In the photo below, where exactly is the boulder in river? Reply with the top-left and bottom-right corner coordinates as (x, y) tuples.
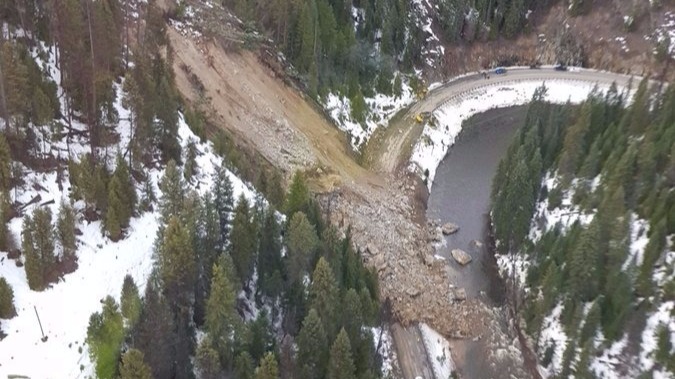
(451, 249), (472, 265)
(442, 222), (459, 235)
(453, 288), (467, 301)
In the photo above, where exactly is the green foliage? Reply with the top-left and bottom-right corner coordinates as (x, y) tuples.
(287, 212), (319, 283)
(134, 282), (177, 379)
(230, 195), (256, 283)
(254, 352), (279, 379)
(285, 171), (310, 217)
(87, 296), (125, 379)
(310, 258), (340, 341)
(22, 208), (55, 291)
(234, 351), (255, 379)
(298, 308), (328, 379)
(196, 336), (223, 379)
(0, 134), (11, 190)
(184, 139), (198, 181)
(119, 349), (153, 379)
(56, 200), (77, 257)
(206, 256), (238, 367)
(0, 277), (16, 319)
(120, 275), (142, 328)
(158, 160), (184, 223)
(328, 328), (356, 379)
(213, 161), (234, 248)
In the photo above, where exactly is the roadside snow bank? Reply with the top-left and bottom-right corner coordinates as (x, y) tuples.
(420, 323), (455, 379)
(411, 80), (616, 187)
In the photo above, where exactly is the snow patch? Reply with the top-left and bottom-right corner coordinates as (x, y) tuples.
(420, 323), (455, 379)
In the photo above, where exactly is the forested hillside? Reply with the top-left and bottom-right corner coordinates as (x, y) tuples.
(491, 82), (675, 377)
(0, 1), (391, 378)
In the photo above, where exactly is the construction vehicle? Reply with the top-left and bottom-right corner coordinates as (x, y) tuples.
(415, 111), (432, 123)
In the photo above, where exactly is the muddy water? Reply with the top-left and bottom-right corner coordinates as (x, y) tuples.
(426, 106), (528, 378)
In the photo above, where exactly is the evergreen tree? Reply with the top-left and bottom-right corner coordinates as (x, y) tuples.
(0, 133), (11, 190)
(157, 216), (196, 310)
(254, 352), (279, 379)
(230, 195), (256, 284)
(0, 277), (16, 319)
(195, 192), (221, 326)
(119, 349), (153, 379)
(56, 199), (77, 258)
(22, 214), (42, 290)
(655, 324), (673, 368)
(297, 308), (328, 379)
(23, 208), (55, 290)
(213, 161), (234, 248)
(285, 171), (309, 217)
(258, 208), (283, 299)
(105, 173), (126, 240)
(206, 257), (238, 367)
(327, 328), (356, 379)
(120, 274), (142, 328)
(235, 351), (256, 379)
(139, 175), (156, 212)
(568, 221), (601, 301)
(287, 212), (319, 283)
(135, 281), (177, 379)
(341, 288), (363, 344)
(309, 257), (339, 339)
(183, 138), (198, 181)
(248, 309), (275, 363)
(196, 336), (223, 379)
(87, 296), (125, 379)
(158, 160), (184, 222)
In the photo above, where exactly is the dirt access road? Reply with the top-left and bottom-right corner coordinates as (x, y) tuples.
(364, 66), (639, 175)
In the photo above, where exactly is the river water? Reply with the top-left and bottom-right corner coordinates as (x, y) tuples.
(426, 105), (529, 378)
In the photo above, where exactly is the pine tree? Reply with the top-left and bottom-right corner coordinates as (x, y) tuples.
(158, 160), (184, 222)
(87, 296), (125, 379)
(56, 199), (77, 258)
(139, 175), (156, 212)
(120, 274), (142, 328)
(309, 257), (339, 339)
(183, 138), (198, 181)
(0, 277), (16, 319)
(0, 133), (11, 190)
(0, 191), (10, 251)
(254, 352), (279, 379)
(105, 174), (125, 240)
(341, 288), (363, 344)
(235, 351), (255, 379)
(196, 336), (223, 379)
(655, 324), (673, 367)
(297, 308), (328, 379)
(568, 221), (601, 301)
(327, 328), (356, 379)
(230, 195), (256, 284)
(119, 349), (153, 379)
(285, 171), (309, 217)
(22, 214), (42, 290)
(135, 281), (177, 379)
(258, 208), (283, 299)
(206, 256), (238, 367)
(213, 161), (234, 248)
(248, 309), (275, 363)
(195, 192), (220, 326)
(287, 212), (319, 283)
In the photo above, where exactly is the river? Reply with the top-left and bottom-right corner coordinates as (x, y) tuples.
(426, 105), (529, 378)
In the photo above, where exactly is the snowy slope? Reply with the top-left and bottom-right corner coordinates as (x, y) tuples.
(0, 42), (257, 378)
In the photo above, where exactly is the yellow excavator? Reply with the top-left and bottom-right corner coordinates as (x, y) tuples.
(415, 111), (431, 123)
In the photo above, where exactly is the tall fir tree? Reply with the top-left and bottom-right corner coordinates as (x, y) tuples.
(196, 336), (223, 379)
(297, 308), (328, 379)
(120, 274), (142, 328)
(229, 195), (256, 284)
(158, 159), (184, 222)
(327, 328), (356, 379)
(0, 133), (11, 190)
(213, 161), (234, 249)
(309, 257), (339, 339)
(206, 256), (238, 367)
(287, 212), (318, 284)
(119, 349), (153, 379)
(0, 277), (16, 319)
(285, 171), (309, 217)
(254, 352), (279, 379)
(87, 296), (125, 379)
(56, 199), (77, 258)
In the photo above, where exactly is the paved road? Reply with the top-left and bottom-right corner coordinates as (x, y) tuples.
(391, 323), (435, 379)
(366, 66), (644, 174)
(383, 66), (645, 379)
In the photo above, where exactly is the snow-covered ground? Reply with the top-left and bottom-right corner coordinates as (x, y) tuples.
(324, 79), (415, 150)
(420, 323), (455, 379)
(411, 80), (618, 187)
(0, 42), (257, 378)
(371, 326), (399, 377)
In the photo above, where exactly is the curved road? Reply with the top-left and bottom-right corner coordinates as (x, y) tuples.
(375, 67), (644, 379)
(365, 66), (643, 175)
